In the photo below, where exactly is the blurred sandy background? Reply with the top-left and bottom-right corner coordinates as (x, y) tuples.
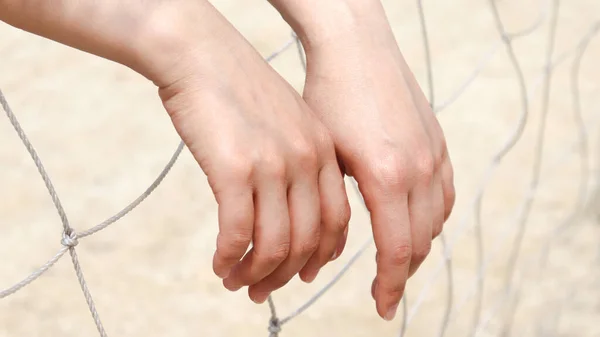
(1, 1), (599, 336)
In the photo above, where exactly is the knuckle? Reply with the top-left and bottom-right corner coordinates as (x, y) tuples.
(297, 237), (320, 257)
(292, 139), (319, 171)
(257, 153), (286, 180)
(366, 152), (408, 191)
(229, 160), (253, 180)
(217, 231), (252, 259)
(412, 241), (432, 263)
(366, 145), (436, 190)
(250, 140), (287, 179)
(256, 242), (290, 266)
(385, 243), (413, 267)
(413, 151), (435, 184)
(214, 152), (253, 182)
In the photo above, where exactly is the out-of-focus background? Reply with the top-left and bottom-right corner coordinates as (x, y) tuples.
(1, 1), (599, 336)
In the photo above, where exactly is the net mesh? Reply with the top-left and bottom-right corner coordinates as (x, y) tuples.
(1, 0), (599, 336)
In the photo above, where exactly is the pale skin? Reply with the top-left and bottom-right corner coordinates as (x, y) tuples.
(0, 0), (455, 321)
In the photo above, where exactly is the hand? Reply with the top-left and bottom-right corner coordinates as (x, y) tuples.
(0, 0), (351, 306)
(152, 3), (351, 304)
(292, 2), (456, 321)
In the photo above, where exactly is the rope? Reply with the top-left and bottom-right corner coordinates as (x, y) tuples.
(1, 0), (598, 335)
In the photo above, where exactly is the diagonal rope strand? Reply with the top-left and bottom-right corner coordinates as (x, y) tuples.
(77, 141), (184, 239)
(0, 90), (71, 233)
(0, 246), (68, 299)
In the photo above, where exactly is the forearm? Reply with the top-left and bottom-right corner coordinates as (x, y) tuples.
(268, 0), (393, 51)
(0, 0), (238, 86)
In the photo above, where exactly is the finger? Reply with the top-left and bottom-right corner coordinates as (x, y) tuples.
(431, 171), (446, 239)
(441, 153), (456, 221)
(407, 178), (434, 278)
(223, 173), (290, 291)
(365, 185), (411, 321)
(248, 178), (321, 303)
(300, 163), (351, 282)
(331, 224), (349, 261)
(212, 188), (254, 279)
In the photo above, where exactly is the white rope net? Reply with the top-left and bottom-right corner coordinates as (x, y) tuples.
(1, 0), (599, 336)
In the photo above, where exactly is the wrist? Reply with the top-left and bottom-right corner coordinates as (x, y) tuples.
(127, 1), (246, 88)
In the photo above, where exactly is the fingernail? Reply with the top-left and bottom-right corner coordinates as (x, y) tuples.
(385, 303), (399, 321)
(251, 292), (270, 304)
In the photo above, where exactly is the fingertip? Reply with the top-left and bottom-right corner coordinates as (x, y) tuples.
(222, 277), (242, 292)
(222, 263), (245, 291)
(330, 250), (339, 261)
(215, 268), (231, 280)
(299, 266), (319, 283)
(376, 300), (388, 321)
(384, 302), (399, 321)
(375, 290), (402, 322)
(248, 286), (270, 304)
(374, 275), (406, 322)
(213, 254), (232, 279)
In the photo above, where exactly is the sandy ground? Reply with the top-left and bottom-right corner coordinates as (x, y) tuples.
(1, 1), (599, 336)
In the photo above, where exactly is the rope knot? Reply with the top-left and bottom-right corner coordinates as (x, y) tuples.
(61, 230), (79, 248)
(268, 318), (281, 336)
